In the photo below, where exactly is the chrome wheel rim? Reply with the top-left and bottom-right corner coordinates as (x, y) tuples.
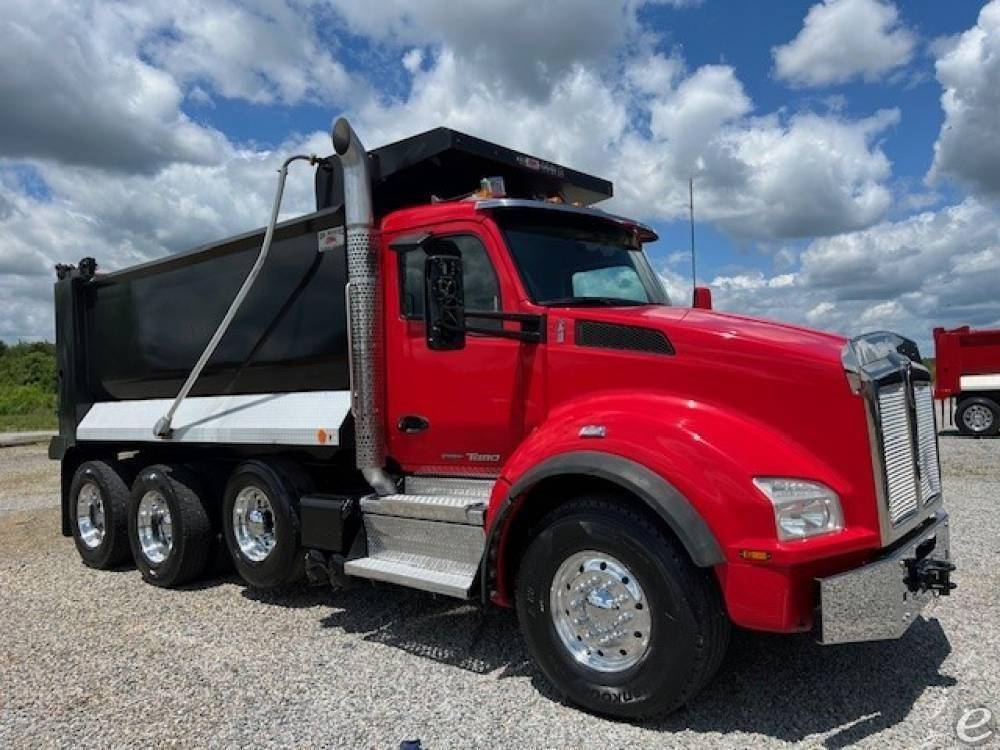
(137, 490), (173, 564)
(232, 486), (276, 562)
(76, 481), (105, 549)
(550, 550), (653, 673)
(963, 404), (994, 432)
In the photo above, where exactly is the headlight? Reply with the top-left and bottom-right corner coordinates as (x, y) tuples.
(752, 478), (844, 541)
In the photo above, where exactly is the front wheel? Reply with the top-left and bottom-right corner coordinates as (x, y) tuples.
(515, 497), (729, 720)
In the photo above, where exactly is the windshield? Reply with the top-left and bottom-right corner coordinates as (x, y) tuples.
(496, 210), (669, 306)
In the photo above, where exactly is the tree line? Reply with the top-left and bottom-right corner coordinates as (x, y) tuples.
(0, 341), (57, 430)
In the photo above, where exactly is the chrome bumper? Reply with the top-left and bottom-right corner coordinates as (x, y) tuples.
(818, 512), (953, 645)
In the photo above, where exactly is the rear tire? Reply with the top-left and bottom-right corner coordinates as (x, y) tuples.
(69, 460), (133, 569)
(515, 496), (729, 720)
(957, 397), (999, 436)
(128, 464), (213, 588)
(222, 460), (308, 589)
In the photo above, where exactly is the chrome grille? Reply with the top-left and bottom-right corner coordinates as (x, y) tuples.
(877, 383), (920, 524)
(914, 384), (941, 502)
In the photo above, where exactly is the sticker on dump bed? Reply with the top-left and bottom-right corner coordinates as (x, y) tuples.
(318, 227), (344, 253)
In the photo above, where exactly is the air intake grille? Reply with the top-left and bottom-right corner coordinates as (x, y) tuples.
(914, 384), (941, 502)
(877, 383), (920, 525)
(575, 321), (674, 355)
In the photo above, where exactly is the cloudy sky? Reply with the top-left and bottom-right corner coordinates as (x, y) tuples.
(1, 0), (998, 352)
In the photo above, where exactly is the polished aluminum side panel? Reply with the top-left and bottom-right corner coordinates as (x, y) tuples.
(77, 391), (351, 446)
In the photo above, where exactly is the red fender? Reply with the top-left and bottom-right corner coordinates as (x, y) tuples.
(484, 391), (881, 621)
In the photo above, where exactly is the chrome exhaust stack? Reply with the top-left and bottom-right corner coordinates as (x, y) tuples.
(333, 118), (396, 496)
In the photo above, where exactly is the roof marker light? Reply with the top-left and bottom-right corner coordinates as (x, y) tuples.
(478, 176), (506, 198)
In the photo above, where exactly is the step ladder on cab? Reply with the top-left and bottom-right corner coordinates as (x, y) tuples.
(336, 477), (493, 598)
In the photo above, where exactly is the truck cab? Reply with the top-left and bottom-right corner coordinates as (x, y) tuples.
(51, 119), (956, 720)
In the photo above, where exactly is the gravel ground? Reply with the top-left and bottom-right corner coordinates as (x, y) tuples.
(1, 438), (997, 749)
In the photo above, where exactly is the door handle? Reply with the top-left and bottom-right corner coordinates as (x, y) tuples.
(397, 415), (429, 434)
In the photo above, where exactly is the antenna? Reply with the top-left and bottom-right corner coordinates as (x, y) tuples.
(689, 176), (696, 295)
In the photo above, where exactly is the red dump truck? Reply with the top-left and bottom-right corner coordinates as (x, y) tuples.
(50, 119), (955, 719)
(934, 326), (1000, 436)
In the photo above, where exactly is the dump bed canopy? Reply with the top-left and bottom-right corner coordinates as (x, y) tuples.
(315, 127), (612, 216)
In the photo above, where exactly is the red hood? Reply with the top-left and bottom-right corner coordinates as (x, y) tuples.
(563, 305), (847, 367)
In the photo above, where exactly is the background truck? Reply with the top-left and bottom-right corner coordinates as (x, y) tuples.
(50, 118), (955, 720)
(934, 326), (1000, 436)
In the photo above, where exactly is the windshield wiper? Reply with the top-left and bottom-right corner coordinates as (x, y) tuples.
(541, 296), (651, 307)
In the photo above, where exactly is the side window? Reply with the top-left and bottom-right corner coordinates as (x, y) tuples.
(400, 235), (501, 330)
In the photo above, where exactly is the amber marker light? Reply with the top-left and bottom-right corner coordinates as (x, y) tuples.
(739, 549), (772, 562)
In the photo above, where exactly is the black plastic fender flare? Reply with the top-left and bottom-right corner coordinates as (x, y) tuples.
(483, 450), (725, 602)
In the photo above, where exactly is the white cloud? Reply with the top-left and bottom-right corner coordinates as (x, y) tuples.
(647, 65), (752, 171)
(928, 0), (1000, 197)
(401, 48), (424, 74)
(708, 198), (1000, 352)
(143, 1), (352, 106)
(707, 108), (899, 238)
(0, 0), (358, 174)
(325, 0), (643, 98)
(0, 0), (227, 172)
(608, 83), (899, 239)
(353, 50), (633, 193)
(773, 0), (916, 87)
(349, 48), (899, 241)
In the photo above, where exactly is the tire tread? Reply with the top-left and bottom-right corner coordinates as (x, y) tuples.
(519, 495), (730, 719)
(70, 460), (133, 569)
(130, 464), (213, 587)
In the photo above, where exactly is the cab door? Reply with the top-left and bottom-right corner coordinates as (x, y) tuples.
(384, 221), (529, 475)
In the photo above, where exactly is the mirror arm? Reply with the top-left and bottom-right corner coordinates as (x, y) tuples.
(462, 326), (543, 343)
(457, 311), (546, 343)
(465, 311), (542, 324)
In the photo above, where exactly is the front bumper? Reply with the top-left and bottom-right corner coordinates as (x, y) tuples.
(818, 511), (953, 644)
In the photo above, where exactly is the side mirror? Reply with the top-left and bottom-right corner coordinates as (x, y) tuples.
(693, 285), (713, 310)
(424, 254), (466, 350)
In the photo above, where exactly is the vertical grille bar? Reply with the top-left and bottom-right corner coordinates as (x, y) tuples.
(914, 384), (941, 501)
(877, 383), (919, 524)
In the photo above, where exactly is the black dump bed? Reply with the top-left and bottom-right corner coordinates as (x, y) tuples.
(54, 208), (349, 439)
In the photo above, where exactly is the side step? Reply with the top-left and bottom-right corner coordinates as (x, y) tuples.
(359, 477), (494, 525)
(343, 477), (494, 598)
(343, 515), (484, 598)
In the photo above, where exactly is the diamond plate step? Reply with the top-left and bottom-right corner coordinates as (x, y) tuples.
(403, 476), (494, 499)
(361, 490), (488, 525)
(344, 515), (484, 599)
(344, 556), (476, 598)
